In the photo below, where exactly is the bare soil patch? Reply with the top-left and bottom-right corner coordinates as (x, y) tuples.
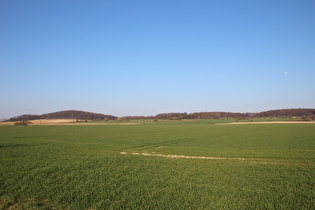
(0, 121), (15, 125)
(33, 122), (140, 125)
(0, 119), (140, 126)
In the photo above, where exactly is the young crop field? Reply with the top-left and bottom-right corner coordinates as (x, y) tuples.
(1, 120), (315, 209)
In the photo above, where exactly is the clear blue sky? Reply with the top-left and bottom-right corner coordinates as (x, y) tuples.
(1, 0), (315, 119)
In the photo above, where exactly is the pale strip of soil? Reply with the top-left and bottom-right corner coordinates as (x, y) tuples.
(0, 119), (77, 125)
(34, 119), (76, 123)
(120, 152), (281, 164)
(217, 121), (315, 125)
(0, 119), (140, 126)
(0, 122), (15, 125)
(30, 123), (140, 125)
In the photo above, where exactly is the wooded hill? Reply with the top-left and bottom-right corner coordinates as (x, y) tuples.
(122, 109), (315, 120)
(8, 109), (315, 121)
(8, 110), (116, 121)
(255, 109), (315, 118)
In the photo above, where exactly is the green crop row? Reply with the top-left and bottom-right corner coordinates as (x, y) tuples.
(1, 121), (314, 209)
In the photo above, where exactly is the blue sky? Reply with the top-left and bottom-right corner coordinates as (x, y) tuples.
(1, 0), (315, 118)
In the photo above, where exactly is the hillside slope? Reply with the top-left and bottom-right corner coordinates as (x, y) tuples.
(8, 110), (117, 121)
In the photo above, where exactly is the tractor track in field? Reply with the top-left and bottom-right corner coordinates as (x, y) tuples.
(120, 151), (287, 165)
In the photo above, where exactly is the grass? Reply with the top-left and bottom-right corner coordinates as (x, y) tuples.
(1, 120), (315, 209)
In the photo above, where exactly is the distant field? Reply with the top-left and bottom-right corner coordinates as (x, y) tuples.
(0, 119), (139, 126)
(0, 119), (76, 126)
(1, 120), (314, 209)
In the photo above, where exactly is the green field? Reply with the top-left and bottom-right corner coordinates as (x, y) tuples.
(1, 120), (315, 209)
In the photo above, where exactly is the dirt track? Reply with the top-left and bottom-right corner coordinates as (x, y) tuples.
(120, 152), (283, 164)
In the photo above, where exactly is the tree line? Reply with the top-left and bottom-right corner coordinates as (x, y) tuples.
(7, 108), (315, 122)
(124, 109), (315, 120)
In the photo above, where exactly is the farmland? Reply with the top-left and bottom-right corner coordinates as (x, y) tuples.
(1, 120), (315, 209)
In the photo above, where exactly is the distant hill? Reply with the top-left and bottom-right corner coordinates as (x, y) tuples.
(254, 108), (315, 118)
(8, 110), (117, 121)
(126, 109), (315, 120)
(7, 108), (315, 122)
